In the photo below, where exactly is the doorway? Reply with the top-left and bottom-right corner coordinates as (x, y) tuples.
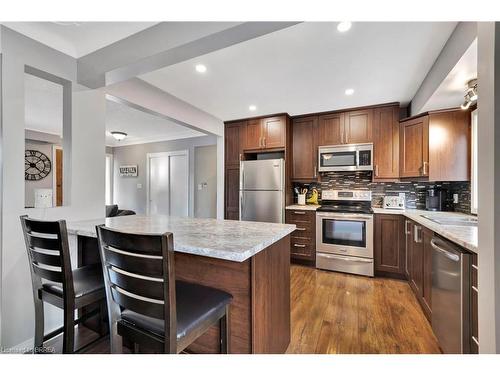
(146, 150), (189, 216)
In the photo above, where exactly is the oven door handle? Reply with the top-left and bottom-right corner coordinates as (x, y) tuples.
(319, 253), (373, 263)
(317, 213), (373, 220)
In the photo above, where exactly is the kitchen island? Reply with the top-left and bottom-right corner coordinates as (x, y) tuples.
(66, 215), (296, 354)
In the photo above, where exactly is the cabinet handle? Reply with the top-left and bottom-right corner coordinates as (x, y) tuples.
(472, 264), (479, 270)
(472, 285), (479, 293)
(295, 227), (306, 231)
(314, 164), (317, 178)
(293, 244), (306, 248)
(264, 137), (266, 147)
(375, 165), (379, 177)
(405, 220), (411, 235)
(414, 226), (422, 243)
(293, 211), (306, 215)
(472, 336), (479, 346)
(422, 161), (428, 175)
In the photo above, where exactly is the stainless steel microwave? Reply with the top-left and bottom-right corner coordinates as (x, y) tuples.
(318, 143), (373, 172)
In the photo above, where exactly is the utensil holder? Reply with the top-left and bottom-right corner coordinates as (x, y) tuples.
(297, 194), (306, 205)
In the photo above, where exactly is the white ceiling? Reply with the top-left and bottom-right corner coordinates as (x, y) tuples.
(105, 100), (205, 147)
(25, 72), (63, 136)
(24, 71), (204, 145)
(141, 22), (457, 121)
(4, 22), (157, 58)
(421, 39), (477, 113)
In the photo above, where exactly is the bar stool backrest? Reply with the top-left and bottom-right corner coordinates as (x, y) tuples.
(20, 215), (75, 303)
(95, 225), (176, 353)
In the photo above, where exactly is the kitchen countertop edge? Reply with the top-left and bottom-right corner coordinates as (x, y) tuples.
(66, 217), (297, 263)
(373, 208), (478, 253)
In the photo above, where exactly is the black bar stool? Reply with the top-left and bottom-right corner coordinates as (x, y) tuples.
(20, 216), (107, 353)
(96, 225), (233, 354)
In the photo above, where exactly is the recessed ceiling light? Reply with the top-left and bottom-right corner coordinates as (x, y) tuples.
(337, 21), (352, 33)
(345, 88), (355, 96)
(249, 105), (257, 111)
(195, 64), (207, 73)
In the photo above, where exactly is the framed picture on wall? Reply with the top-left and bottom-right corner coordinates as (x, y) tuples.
(119, 165), (138, 177)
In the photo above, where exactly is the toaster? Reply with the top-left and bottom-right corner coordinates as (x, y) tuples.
(383, 195), (405, 210)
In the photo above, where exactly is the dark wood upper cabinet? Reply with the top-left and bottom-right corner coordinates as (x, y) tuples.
(225, 121), (246, 167)
(244, 116), (286, 150)
(400, 109), (470, 181)
(374, 214), (405, 277)
(245, 119), (262, 150)
(399, 116), (429, 178)
(262, 116), (286, 149)
(428, 110), (470, 181)
(373, 106), (399, 180)
(292, 116), (318, 180)
(344, 109), (373, 144)
(318, 113), (344, 146)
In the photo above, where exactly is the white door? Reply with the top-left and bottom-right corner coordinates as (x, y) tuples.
(147, 151), (188, 216)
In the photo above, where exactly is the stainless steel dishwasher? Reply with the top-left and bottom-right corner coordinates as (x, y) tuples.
(431, 234), (471, 354)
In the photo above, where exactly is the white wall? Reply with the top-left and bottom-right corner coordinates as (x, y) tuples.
(194, 145), (217, 218)
(477, 22), (500, 353)
(0, 26), (106, 349)
(112, 135), (217, 217)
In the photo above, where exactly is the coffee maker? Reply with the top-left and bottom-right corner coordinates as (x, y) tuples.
(425, 188), (450, 211)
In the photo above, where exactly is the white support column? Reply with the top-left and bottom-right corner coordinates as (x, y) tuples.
(477, 21), (500, 353)
(216, 135), (224, 220)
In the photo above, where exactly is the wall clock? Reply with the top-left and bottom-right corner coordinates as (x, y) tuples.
(25, 150), (52, 181)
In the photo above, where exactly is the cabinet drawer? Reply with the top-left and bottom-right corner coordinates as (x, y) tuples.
(290, 238), (315, 259)
(291, 225), (315, 239)
(286, 210), (315, 223)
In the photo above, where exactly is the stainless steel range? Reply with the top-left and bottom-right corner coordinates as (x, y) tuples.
(316, 190), (374, 277)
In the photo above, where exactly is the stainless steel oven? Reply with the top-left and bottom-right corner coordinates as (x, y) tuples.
(318, 143), (373, 172)
(316, 190), (374, 277)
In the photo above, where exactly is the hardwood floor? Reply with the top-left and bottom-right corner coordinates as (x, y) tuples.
(286, 265), (441, 354)
(45, 265), (440, 354)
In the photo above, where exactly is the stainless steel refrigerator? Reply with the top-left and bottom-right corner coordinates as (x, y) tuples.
(239, 159), (285, 223)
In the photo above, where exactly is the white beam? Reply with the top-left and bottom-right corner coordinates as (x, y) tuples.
(78, 22), (299, 88)
(411, 22), (477, 115)
(105, 78), (224, 136)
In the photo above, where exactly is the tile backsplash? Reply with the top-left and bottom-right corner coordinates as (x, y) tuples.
(293, 171), (471, 214)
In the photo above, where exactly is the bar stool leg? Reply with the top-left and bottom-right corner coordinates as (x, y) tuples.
(219, 306), (230, 354)
(62, 304), (75, 353)
(33, 294), (45, 352)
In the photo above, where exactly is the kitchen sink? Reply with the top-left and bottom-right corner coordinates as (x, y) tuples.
(420, 215), (478, 226)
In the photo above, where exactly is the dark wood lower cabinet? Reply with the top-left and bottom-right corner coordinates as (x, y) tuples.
(471, 254), (479, 353)
(374, 214), (406, 278)
(409, 222), (424, 299)
(421, 227), (433, 320)
(406, 221), (431, 321)
(224, 166), (240, 220)
(285, 209), (316, 266)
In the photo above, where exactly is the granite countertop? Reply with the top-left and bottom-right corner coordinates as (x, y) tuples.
(285, 204), (321, 211)
(66, 215), (296, 262)
(373, 208), (478, 253)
